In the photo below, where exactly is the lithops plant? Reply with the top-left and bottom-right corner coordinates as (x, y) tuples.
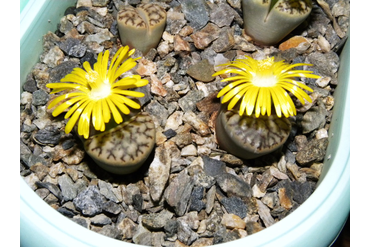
(84, 112), (155, 174)
(46, 46), (156, 174)
(216, 107), (291, 159)
(117, 3), (166, 55)
(242, 0), (313, 46)
(213, 56), (320, 159)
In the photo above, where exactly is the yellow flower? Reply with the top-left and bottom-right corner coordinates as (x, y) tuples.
(46, 46), (148, 139)
(213, 56), (321, 118)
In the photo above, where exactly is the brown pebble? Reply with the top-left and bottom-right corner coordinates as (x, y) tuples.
(279, 36), (309, 51)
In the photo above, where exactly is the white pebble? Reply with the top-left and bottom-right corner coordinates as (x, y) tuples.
(181, 144), (197, 156)
(315, 76), (331, 88)
(317, 35), (331, 53)
(316, 128), (328, 139)
(20, 92), (32, 105)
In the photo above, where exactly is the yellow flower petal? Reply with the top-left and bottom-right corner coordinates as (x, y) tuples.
(48, 92), (85, 109)
(61, 73), (89, 86)
(112, 89), (144, 98)
(78, 102), (94, 139)
(101, 99), (111, 123)
(228, 86), (249, 111)
(52, 95), (87, 117)
(113, 59), (137, 81)
(217, 79), (250, 98)
(83, 61), (93, 74)
(245, 86), (259, 116)
(110, 94), (131, 115)
(222, 84), (251, 104)
(92, 100), (104, 132)
(46, 83), (90, 94)
(106, 97), (123, 124)
(65, 100), (89, 134)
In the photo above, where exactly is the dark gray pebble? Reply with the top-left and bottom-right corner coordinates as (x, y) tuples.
(36, 181), (62, 201)
(34, 125), (61, 146)
(32, 90), (49, 106)
(73, 186), (106, 217)
(220, 196), (247, 219)
(23, 79), (38, 93)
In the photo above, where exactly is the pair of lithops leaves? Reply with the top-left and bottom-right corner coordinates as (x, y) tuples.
(79, 110), (156, 175)
(242, 0), (313, 45)
(117, 3), (166, 55)
(216, 105), (291, 160)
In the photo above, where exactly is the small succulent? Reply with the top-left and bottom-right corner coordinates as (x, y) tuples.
(213, 55), (320, 159)
(46, 46), (148, 139)
(117, 3), (167, 55)
(242, 0), (313, 45)
(47, 46), (156, 174)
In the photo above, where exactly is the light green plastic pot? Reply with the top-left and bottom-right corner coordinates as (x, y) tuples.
(20, 1), (350, 246)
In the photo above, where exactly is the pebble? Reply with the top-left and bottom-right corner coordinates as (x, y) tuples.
(34, 125), (61, 146)
(133, 224), (153, 245)
(190, 23), (220, 50)
(209, 3), (237, 28)
(186, 59), (215, 82)
(316, 128), (329, 139)
(177, 221), (198, 246)
(181, 144), (197, 156)
(90, 213), (112, 225)
(211, 27), (235, 53)
(296, 138), (329, 166)
(216, 173), (252, 198)
(84, 28), (112, 44)
(73, 185), (105, 216)
(178, 90), (204, 112)
(58, 174), (79, 201)
(148, 145), (171, 202)
(98, 180), (119, 203)
(182, 111), (210, 136)
(32, 90), (49, 106)
(36, 181), (63, 201)
(97, 225), (122, 239)
(174, 35), (191, 52)
(279, 36), (310, 51)
(220, 196), (247, 219)
(164, 170), (194, 216)
(48, 60), (79, 83)
(189, 186), (206, 212)
(301, 100), (327, 134)
(145, 100), (169, 127)
(180, 0), (209, 30)
(150, 74), (167, 97)
(117, 217), (137, 239)
(165, 111), (183, 131)
(142, 210), (173, 230)
(256, 200), (275, 227)
(41, 46), (65, 68)
(221, 213), (246, 229)
(23, 79), (38, 93)
(20, 0), (347, 245)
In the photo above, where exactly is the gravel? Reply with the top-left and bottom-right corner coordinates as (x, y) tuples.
(20, 0), (349, 246)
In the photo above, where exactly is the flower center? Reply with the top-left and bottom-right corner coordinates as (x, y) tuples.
(252, 57), (277, 87)
(86, 71), (111, 100)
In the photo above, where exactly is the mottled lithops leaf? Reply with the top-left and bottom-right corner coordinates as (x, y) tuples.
(83, 112), (156, 174)
(216, 107), (291, 159)
(242, 0), (313, 45)
(117, 3), (166, 55)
